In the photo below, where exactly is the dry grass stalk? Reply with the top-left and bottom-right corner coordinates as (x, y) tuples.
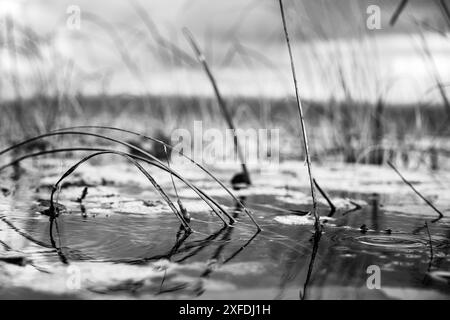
(183, 27), (252, 186)
(278, 0), (319, 229)
(50, 126), (261, 230)
(164, 145), (190, 222)
(0, 134), (237, 227)
(388, 161), (444, 222)
(389, 0), (409, 26)
(313, 179), (336, 217)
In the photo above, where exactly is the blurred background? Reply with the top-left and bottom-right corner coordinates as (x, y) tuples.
(0, 0), (449, 167)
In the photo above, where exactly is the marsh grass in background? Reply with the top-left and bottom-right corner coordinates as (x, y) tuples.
(1, 95), (448, 169)
(1, 3), (449, 171)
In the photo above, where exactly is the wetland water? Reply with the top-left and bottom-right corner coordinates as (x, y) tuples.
(0, 159), (449, 299)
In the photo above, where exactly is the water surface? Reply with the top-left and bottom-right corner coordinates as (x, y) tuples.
(1, 159), (449, 299)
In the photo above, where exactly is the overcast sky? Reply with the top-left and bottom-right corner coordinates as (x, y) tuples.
(1, 0), (449, 103)
(4, 0), (448, 40)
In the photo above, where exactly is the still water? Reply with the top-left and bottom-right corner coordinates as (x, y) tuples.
(0, 159), (449, 299)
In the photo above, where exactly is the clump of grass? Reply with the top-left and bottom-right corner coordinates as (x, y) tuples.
(278, 0), (319, 230)
(49, 151), (192, 231)
(51, 125), (261, 230)
(0, 128), (262, 231)
(0, 146), (231, 228)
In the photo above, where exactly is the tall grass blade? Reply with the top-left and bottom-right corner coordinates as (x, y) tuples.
(387, 161), (444, 222)
(390, 0), (409, 26)
(278, 0), (319, 229)
(183, 27), (252, 186)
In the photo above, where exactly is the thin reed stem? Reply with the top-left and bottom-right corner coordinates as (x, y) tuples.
(278, 0), (319, 229)
(438, 0), (450, 27)
(389, 0), (409, 26)
(183, 27), (251, 185)
(313, 179), (336, 217)
(387, 161), (444, 222)
(164, 145), (190, 222)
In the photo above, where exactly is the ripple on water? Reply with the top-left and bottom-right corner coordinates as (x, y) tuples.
(354, 235), (429, 249)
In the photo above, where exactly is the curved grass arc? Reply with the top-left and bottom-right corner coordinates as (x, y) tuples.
(0, 131), (236, 226)
(50, 126), (260, 230)
(1, 147), (318, 263)
(49, 151), (192, 231)
(0, 149), (314, 256)
(0, 148), (233, 229)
